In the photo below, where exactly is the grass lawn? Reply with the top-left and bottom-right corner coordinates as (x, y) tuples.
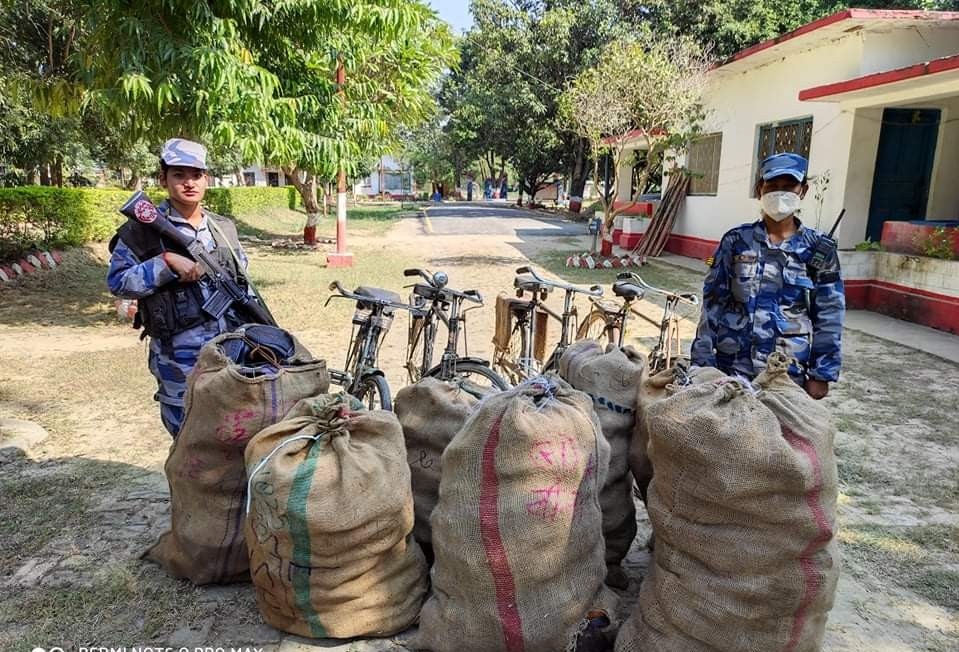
(233, 204), (415, 241)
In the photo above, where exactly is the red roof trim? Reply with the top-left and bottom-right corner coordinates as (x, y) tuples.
(716, 8), (959, 70)
(600, 128), (666, 145)
(799, 53), (959, 101)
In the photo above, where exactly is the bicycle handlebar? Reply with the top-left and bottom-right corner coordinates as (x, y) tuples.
(327, 280), (421, 312)
(515, 265), (603, 297)
(615, 272), (700, 306)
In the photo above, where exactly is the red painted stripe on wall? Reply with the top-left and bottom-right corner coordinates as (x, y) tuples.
(842, 279), (959, 334)
(663, 233), (720, 261)
(479, 412), (524, 652)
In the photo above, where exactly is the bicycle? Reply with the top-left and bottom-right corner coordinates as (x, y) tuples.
(492, 265), (603, 384)
(325, 281), (418, 410)
(576, 272), (700, 373)
(404, 268), (510, 391)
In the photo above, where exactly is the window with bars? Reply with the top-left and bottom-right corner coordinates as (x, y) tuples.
(687, 133), (723, 195)
(754, 117), (813, 194)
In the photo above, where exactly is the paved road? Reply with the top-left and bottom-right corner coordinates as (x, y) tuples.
(423, 201), (587, 238)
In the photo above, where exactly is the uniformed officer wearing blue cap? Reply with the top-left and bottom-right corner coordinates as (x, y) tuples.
(107, 138), (253, 436)
(690, 152), (845, 399)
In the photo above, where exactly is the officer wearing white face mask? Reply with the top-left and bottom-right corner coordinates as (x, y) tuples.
(691, 152), (845, 399)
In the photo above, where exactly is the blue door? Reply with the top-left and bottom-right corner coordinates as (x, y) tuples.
(866, 108), (940, 242)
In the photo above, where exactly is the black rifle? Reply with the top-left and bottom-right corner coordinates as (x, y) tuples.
(119, 191), (277, 326)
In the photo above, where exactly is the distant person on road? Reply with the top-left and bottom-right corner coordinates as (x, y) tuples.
(484, 178), (493, 200)
(467, 178), (474, 201)
(107, 138), (252, 436)
(690, 152), (845, 399)
(500, 176), (508, 201)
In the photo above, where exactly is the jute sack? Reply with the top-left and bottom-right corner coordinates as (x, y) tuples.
(144, 331), (329, 585)
(394, 378), (480, 551)
(245, 394), (428, 639)
(415, 375), (617, 652)
(559, 340), (646, 583)
(616, 354), (839, 652)
(628, 364), (725, 504)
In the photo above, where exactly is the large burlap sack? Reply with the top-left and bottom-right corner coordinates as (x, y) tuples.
(616, 354), (839, 652)
(629, 364), (726, 504)
(244, 394), (428, 638)
(559, 340), (646, 584)
(144, 331), (329, 585)
(394, 378), (480, 551)
(415, 375), (617, 652)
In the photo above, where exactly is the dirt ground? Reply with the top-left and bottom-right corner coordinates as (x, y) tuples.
(1, 209), (957, 651)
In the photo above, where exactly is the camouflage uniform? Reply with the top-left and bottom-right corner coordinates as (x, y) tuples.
(107, 200), (249, 435)
(690, 219), (845, 383)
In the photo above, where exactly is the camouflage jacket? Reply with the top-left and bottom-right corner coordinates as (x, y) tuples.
(690, 219), (845, 383)
(107, 201), (249, 411)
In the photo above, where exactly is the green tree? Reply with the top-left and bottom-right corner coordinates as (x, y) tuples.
(80, 0), (455, 237)
(440, 0), (635, 206)
(639, 0), (959, 59)
(564, 35), (710, 232)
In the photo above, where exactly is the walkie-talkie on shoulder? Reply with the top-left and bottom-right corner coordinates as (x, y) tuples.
(808, 208), (845, 273)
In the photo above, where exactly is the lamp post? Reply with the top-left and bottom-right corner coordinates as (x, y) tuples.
(327, 56), (354, 268)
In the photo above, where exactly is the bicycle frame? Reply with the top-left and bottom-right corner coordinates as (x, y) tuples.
(507, 265), (602, 379)
(403, 268), (490, 384)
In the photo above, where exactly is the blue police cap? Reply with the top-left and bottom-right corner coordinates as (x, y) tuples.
(161, 138), (208, 170)
(760, 152), (808, 182)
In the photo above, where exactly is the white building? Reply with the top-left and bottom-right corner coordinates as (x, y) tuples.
(239, 165), (289, 187)
(353, 155), (415, 199)
(615, 8), (959, 256)
(615, 8), (959, 332)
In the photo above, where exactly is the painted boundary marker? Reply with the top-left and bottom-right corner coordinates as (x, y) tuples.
(0, 250), (63, 283)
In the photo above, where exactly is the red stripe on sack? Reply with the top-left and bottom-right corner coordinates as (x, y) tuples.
(781, 424), (833, 652)
(479, 411), (524, 652)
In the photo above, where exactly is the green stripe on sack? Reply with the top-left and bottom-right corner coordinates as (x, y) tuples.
(287, 440), (327, 638)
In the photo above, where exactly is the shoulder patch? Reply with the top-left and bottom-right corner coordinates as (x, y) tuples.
(705, 256), (716, 267)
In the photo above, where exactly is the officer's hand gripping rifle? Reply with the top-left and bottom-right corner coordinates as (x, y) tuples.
(119, 191), (277, 326)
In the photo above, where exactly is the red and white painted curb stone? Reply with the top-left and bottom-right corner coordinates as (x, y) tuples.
(565, 252), (645, 269)
(0, 250), (64, 283)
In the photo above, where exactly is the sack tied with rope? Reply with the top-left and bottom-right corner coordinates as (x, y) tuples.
(245, 393), (428, 639)
(144, 326), (329, 585)
(617, 354), (840, 652)
(415, 375), (617, 652)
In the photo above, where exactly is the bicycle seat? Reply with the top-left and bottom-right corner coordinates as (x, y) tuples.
(612, 281), (644, 300)
(355, 286), (401, 303)
(355, 286), (401, 314)
(514, 274), (551, 293)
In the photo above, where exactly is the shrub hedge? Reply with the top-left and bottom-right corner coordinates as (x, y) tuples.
(0, 186), (291, 260)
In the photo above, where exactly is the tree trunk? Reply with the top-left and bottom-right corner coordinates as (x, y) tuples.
(569, 138), (589, 213)
(39, 164), (50, 186)
(126, 173), (142, 191)
(53, 156), (64, 187)
(27, 167), (39, 185)
(282, 165), (320, 244)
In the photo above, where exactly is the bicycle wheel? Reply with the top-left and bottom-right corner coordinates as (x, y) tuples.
(432, 360), (510, 393)
(576, 309), (618, 345)
(353, 373), (392, 411)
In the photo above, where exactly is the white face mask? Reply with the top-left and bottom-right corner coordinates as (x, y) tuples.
(760, 191), (801, 222)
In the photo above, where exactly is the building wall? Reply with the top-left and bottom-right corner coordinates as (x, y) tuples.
(666, 23), (959, 250)
(927, 95), (959, 220)
(842, 250), (959, 333)
(859, 26), (959, 75)
(671, 35), (862, 245)
(242, 166), (287, 187)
